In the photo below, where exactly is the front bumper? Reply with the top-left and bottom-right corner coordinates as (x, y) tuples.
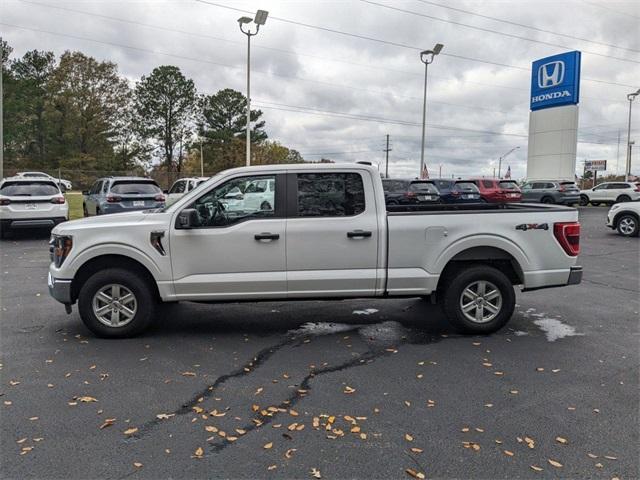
(48, 271), (73, 305)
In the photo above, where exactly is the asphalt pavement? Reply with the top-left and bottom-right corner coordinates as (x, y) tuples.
(1, 206), (638, 480)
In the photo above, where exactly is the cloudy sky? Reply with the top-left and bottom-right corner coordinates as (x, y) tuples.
(2, 0), (639, 179)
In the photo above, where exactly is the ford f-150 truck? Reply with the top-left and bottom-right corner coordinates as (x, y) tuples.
(48, 163), (582, 338)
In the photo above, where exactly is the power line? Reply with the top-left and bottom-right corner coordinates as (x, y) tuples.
(11, 1), (634, 102)
(193, 0), (638, 88)
(414, 0), (640, 54)
(580, 0), (640, 21)
(361, 0), (640, 64)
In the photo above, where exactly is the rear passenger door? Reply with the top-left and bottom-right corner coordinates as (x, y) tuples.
(286, 170), (379, 297)
(86, 180), (102, 215)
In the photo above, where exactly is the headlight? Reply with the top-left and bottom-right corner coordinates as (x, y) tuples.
(50, 234), (73, 267)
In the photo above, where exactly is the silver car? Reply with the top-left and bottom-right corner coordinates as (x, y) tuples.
(83, 177), (165, 216)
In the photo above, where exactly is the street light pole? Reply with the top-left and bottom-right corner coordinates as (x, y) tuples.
(419, 43), (443, 179)
(498, 146), (520, 179)
(199, 138), (204, 177)
(625, 89), (639, 181)
(238, 10), (268, 167)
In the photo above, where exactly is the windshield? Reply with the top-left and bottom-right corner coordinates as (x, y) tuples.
(498, 181), (520, 190)
(455, 182), (480, 192)
(110, 181), (161, 195)
(409, 182), (438, 193)
(0, 181), (59, 196)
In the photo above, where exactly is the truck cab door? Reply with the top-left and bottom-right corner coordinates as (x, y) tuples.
(285, 170), (379, 297)
(169, 173), (287, 300)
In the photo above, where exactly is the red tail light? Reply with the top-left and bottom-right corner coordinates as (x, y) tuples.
(634, 184), (640, 192)
(554, 222), (580, 256)
(106, 195), (122, 203)
(154, 194), (166, 202)
(558, 184), (566, 192)
(451, 191), (460, 196)
(50, 196), (66, 204)
(0, 198), (10, 206)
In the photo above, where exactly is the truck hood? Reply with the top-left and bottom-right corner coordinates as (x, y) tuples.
(52, 211), (157, 234)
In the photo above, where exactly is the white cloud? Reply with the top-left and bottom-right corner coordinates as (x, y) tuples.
(2, 0), (639, 179)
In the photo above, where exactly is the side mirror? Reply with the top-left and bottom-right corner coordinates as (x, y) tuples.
(82, 190), (89, 195)
(176, 209), (200, 229)
(163, 189), (169, 194)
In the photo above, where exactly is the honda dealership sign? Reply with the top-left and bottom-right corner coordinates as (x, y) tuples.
(526, 51), (582, 181)
(530, 51), (581, 111)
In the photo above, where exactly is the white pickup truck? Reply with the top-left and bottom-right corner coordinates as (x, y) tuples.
(48, 163), (582, 338)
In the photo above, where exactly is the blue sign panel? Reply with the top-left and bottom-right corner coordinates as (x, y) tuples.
(530, 51), (581, 111)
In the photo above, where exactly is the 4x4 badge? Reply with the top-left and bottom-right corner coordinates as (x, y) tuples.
(516, 223), (549, 231)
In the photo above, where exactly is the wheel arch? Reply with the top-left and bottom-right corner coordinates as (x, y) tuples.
(71, 254), (160, 303)
(613, 209), (639, 227)
(436, 245), (525, 293)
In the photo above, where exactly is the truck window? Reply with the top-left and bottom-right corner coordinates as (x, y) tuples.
(169, 180), (186, 194)
(191, 175), (276, 227)
(482, 180), (494, 188)
(297, 173), (365, 217)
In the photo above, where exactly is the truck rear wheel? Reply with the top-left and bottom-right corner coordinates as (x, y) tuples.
(442, 266), (515, 334)
(78, 268), (156, 338)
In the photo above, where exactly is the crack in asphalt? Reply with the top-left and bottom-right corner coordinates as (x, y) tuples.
(206, 346), (393, 455)
(132, 335), (304, 439)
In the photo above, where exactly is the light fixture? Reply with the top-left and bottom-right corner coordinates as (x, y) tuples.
(254, 10), (269, 26)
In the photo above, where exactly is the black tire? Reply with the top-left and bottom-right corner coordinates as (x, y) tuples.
(260, 201), (272, 211)
(591, 202), (600, 206)
(96, 208), (101, 216)
(441, 265), (515, 334)
(78, 268), (156, 338)
(0, 225), (10, 240)
(83, 204), (89, 217)
(579, 195), (589, 206)
(616, 214), (639, 237)
(615, 195), (631, 204)
(541, 196), (554, 204)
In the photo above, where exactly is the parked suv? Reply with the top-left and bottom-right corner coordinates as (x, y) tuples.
(83, 177), (165, 216)
(607, 201), (640, 237)
(16, 171), (72, 191)
(382, 179), (440, 205)
(580, 181), (640, 206)
(0, 177), (68, 238)
(521, 180), (580, 205)
(432, 179), (482, 203)
(166, 177), (208, 206)
(468, 178), (522, 203)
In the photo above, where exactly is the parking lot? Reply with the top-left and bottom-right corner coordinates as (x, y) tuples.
(0, 206), (638, 479)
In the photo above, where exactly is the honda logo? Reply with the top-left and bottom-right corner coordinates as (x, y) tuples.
(537, 61), (565, 88)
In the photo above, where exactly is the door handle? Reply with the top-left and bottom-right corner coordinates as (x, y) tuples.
(254, 233), (280, 241)
(347, 230), (372, 238)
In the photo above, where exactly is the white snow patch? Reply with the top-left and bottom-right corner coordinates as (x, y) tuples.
(533, 318), (583, 342)
(288, 320), (407, 346)
(352, 308), (379, 315)
(513, 331), (529, 336)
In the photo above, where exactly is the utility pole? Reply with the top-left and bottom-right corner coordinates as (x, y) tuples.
(199, 139), (204, 177)
(616, 129), (621, 177)
(439, 164), (442, 178)
(383, 134), (391, 178)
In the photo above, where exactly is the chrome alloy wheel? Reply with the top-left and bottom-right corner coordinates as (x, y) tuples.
(459, 280), (503, 324)
(618, 217), (636, 235)
(92, 283), (137, 328)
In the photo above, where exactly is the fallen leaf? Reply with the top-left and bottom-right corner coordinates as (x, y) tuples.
(99, 418), (116, 429)
(194, 447), (203, 458)
(343, 386), (356, 394)
(410, 447), (423, 453)
(156, 413), (175, 420)
(555, 436), (568, 445)
(181, 371), (196, 377)
(530, 465), (543, 472)
(405, 468), (425, 479)
(255, 387), (264, 395)
(123, 428), (138, 436)
(503, 450), (514, 456)
(267, 465), (277, 471)
(310, 467), (322, 478)
(285, 448), (297, 459)
(548, 459), (563, 468)
(604, 455), (618, 460)
(289, 409), (299, 416)
(133, 462), (143, 468)
(264, 442), (273, 449)
(29, 416), (39, 421)
(587, 453), (598, 459)
(405, 434), (414, 442)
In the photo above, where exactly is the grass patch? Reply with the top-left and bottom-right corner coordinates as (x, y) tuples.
(65, 192), (84, 220)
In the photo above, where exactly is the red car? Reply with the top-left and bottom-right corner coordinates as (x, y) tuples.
(468, 178), (522, 203)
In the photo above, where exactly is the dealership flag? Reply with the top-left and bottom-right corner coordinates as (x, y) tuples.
(505, 166), (511, 179)
(421, 164), (429, 179)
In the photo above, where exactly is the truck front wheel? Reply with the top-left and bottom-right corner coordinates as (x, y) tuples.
(78, 268), (156, 338)
(442, 266), (515, 334)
